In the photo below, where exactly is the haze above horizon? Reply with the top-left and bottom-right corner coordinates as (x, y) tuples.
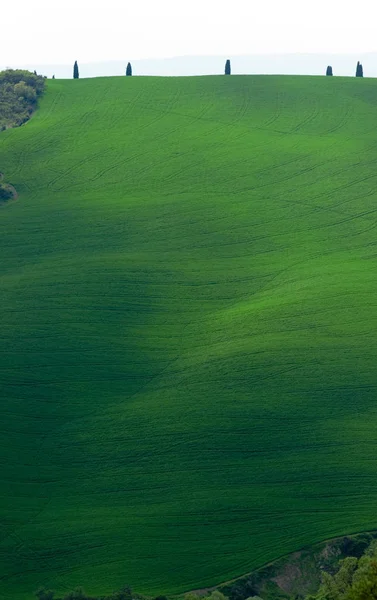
(2, 0), (377, 70)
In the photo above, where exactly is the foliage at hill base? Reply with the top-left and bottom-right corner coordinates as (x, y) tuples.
(34, 534), (377, 600)
(35, 584), (144, 600)
(305, 537), (377, 600)
(223, 533), (377, 600)
(0, 69), (45, 129)
(34, 586), (229, 600)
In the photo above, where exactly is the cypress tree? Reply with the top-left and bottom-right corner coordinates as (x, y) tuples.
(356, 61), (364, 77)
(326, 65), (333, 76)
(73, 61), (79, 79)
(126, 62), (132, 76)
(225, 59), (231, 75)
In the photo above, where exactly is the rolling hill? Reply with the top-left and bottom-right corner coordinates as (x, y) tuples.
(1, 75), (377, 600)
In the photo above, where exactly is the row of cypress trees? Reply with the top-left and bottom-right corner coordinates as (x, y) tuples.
(225, 60), (365, 77)
(224, 60), (366, 77)
(71, 59), (366, 79)
(326, 62), (364, 77)
(73, 61), (132, 79)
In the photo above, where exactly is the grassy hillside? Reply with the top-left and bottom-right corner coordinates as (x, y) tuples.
(1, 75), (377, 600)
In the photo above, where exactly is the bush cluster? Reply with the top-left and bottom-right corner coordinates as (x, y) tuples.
(0, 183), (13, 201)
(305, 539), (377, 600)
(36, 586), (154, 600)
(35, 588), (231, 600)
(0, 69), (45, 130)
(34, 541), (377, 600)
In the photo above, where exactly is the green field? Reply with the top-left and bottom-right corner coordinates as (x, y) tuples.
(2, 75), (377, 600)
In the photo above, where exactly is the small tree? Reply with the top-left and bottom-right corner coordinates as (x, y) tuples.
(73, 61), (79, 79)
(0, 184), (13, 201)
(349, 558), (377, 600)
(225, 59), (231, 75)
(356, 61), (364, 77)
(126, 62), (132, 76)
(326, 65), (333, 76)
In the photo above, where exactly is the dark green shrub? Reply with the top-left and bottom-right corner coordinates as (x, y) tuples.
(36, 589), (55, 600)
(0, 68), (45, 129)
(0, 184), (13, 201)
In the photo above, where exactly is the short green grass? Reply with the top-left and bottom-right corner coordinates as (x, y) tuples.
(2, 75), (377, 600)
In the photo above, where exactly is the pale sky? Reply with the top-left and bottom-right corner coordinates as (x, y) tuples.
(2, 0), (377, 67)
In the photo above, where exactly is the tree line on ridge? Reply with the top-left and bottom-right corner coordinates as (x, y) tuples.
(70, 59), (365, 79)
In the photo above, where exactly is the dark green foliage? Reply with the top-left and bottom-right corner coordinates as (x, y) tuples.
(108, 586), (133, 600)
(74, 61), (79, 79)
(356, 62), (364, 77)
(34, 589), (224, 600)
(0, 68), (45, 129)
(322, 557), (358, 599)
(0, 69), (45, 93)
(0, 183), (13, 201)
(35, 586), (148, 600)
(219, 533), (377, 600)
(36, 590), (55, 600)
(348, 559), (377, 600)
(326, 65), (333, 76)
(126, 62), (132, 76)
(342, 534), (375, 559)
(225, 59), (231, 75)
(305, 540), (377, 600)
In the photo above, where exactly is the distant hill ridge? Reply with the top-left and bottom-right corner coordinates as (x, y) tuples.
(4, 52), (377, 78)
